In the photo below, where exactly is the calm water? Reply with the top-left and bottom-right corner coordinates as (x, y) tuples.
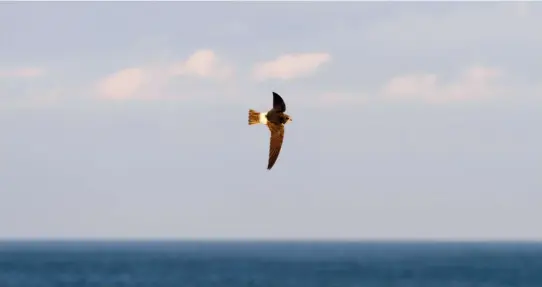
(1, 241), (541, 287)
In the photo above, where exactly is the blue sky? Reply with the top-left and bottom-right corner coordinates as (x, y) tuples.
(0, 2), (541, 240)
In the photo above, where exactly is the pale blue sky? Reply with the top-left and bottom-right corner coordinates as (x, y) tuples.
(0, 2), (541, 240)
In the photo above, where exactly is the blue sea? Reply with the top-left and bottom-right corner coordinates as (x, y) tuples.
(1, 241), (541, 287)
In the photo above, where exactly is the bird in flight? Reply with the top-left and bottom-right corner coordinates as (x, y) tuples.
(248, 92), (293, 170)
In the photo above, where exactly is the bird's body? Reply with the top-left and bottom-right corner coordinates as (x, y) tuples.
(248, 92), (293, 170)
(250, 109), (290, 126)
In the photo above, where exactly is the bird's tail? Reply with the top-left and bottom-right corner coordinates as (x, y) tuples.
(248, 109), (260, 125)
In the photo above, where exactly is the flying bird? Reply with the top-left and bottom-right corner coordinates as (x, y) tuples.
(248, 92), (293, 170)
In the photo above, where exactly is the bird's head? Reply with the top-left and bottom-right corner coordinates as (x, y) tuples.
(284, 114), (293, 124)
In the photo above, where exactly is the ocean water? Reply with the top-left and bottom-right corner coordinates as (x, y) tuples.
(1, 241), (541, 287)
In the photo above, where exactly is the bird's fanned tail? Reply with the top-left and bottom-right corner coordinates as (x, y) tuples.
(248, 109), (260, 125)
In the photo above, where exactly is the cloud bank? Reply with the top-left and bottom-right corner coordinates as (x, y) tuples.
(170, 49), (233, 80)
(253, 53), (331, 81)
(97, 49), (234, 100)
(98, 68), (147, 100)
(382, 65), (504, 104)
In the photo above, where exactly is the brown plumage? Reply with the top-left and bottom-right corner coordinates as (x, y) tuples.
(247, 92), (293, 170)
(267, 122), (285, 170)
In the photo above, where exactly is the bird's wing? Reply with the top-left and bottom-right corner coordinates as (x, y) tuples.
(267, 122), (285, 170)
(273, 92), (286, 112)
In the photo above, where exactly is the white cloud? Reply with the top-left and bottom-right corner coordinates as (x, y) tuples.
(0, 67), (45, 78)
(170, 49), (233, 80)
(97, 49), (234, 100)
(382, 65), (504, 104)
(253, 53), (331, 81)
(97, 68), (148, 100)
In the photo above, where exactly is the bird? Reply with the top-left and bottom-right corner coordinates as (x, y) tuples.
(248, 92), (293, 170)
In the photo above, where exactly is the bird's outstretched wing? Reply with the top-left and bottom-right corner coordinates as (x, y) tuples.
(267, 122), (285, 170)
(273, 92), (286, 112)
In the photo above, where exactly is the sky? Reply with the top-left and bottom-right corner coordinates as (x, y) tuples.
(0, 2), (541, 241)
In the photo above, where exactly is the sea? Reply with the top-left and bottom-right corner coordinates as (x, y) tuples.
(1, 241), (541, 287)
